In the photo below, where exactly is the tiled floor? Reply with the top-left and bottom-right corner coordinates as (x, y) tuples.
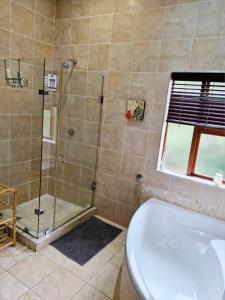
(16, 195), (87, 236)
(0, 216), (126, 300)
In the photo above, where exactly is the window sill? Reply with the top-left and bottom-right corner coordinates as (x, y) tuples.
(157, 167), (225, 190)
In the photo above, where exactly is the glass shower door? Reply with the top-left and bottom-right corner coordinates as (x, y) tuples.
(53, 62), (103, 229)
(0, 59), (46, 238)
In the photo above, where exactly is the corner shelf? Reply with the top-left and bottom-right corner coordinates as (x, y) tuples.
(0, 184), (17, 250)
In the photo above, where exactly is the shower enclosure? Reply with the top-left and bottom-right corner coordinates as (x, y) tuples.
(0, 58), (103, 238)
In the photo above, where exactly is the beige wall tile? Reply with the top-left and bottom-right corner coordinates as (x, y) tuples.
(124, 128), (148, 157)
(103, 99), (126, 127)
(121, 154), (145, 181)
(107, 72), (129, 99)
(167, 0), (200, 4)
(0, 140), (9, 165)
(94, 195), (116, 222)
(72, 0), (93, 18)
(10, 139), (31, 163)
(144, 159), (170, 191)
(71, 18), (90, 44)
(118, 178), (141, 206)
(54, 20), (71, 45)
(146, 132), (161, 161)
(190, 37), (225, 70)
(100, 149), (122, 175)
(102, 126), (124, 151)
(0, 28), (10, 58)
(114, 0), (137, 13)
(170, 176), (201, 201)
(137, 0), (166, 10)
(85, 97), (101, 122)
(136, 8), (164, 41)
(0, 116), (9, 139)
(0, 88), (9, 114)
(10, 89), (32, 114)
(9, 161), (31, 185)
(93, 0), (115, 15)
(10, 115), (31, 139)
(11, 33), (33, 59)
(71, 45), (88, 70)
(36, 0), (56, 19)
(83, 122), (99, 146)
(11, 2), (34, 37)
(56, 0), (72, 19)
(96, 172), (119, 199)
(35, 14), (55, 45)
(129, 72), (156, 100)
(132, 41), (161, 72)
(0, 0), (10, 29)
(114, 201), (136, 227)
(195, 0), (225, 37)
(112, 13), (136, 43)
(90, 15), (113, 44)
(149, 103), (164, 134)
(13, 0), (35, 10)
(159, 39), (192, 71)
(163, 4), (198, 39)
(88, 44), (109, 71)
(109, 43), (133, 72)
(87, 72), (105, 97)
(68, 71), (87, 95)
(34, 41), (53, 61)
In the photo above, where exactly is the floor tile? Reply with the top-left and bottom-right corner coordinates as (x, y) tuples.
(89, 263), (120, 298)
(8, 253), (57, 288)
(0, 243), (33, 269)
(109, 247), (124, 268)
(72, 284), (110, 300)
(96, 240), (123, 262)
(19, 290), (42, 300)
(0, 265), (4, 274)
(39, 245), (69, 266)
(63, 255), (105, 282)
(32, 267), (84, 300)
(0, 271), (28, 299)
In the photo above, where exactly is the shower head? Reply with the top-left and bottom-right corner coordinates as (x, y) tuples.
(63, 59), (78, 69)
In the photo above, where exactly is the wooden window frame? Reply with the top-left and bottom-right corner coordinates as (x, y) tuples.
(187, 127), (225, 182)
(162, 124), (225, 184)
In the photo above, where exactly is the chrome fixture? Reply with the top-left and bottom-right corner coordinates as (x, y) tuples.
(67, 128), (75, 137)
(63, 58), (78, 68)
(136, 174), (144, 183)
(4, 59), (28, 88)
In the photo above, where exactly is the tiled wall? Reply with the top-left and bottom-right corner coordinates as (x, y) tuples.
(0, 0), (56, 204)
(0, 0), (224, 227)
(55, 0), (225, 227)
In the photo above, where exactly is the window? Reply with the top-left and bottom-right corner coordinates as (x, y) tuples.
(159, 72), (225, 185)
(43, 106), (57, 143)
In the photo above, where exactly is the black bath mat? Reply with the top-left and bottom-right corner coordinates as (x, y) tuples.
(51, 217), (122, 265)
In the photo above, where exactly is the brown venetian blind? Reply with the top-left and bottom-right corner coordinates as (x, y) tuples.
(166, 72), (225, 129)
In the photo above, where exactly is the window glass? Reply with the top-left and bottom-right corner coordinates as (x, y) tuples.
(163, 123), (194, 174)
(195, 133), (225, 178)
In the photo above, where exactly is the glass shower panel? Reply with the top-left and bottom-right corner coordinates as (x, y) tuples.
(0, 59), (45, 238)
(53, 63), (103, 230)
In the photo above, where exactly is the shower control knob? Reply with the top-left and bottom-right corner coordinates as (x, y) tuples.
(67, 128), (75, 137)
(136, 174), (144, 183)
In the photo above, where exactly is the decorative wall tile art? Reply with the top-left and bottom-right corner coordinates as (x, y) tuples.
(126, 100), (145, 121)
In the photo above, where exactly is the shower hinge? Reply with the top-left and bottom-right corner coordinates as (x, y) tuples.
(39, 89), (49, 95)
(34, 208), (44, 216)
(91, 182), (97, 191)
(100, 96), (104, 103)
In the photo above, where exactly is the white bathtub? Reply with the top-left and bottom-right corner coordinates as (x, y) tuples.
(126, 199), (225, 300)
